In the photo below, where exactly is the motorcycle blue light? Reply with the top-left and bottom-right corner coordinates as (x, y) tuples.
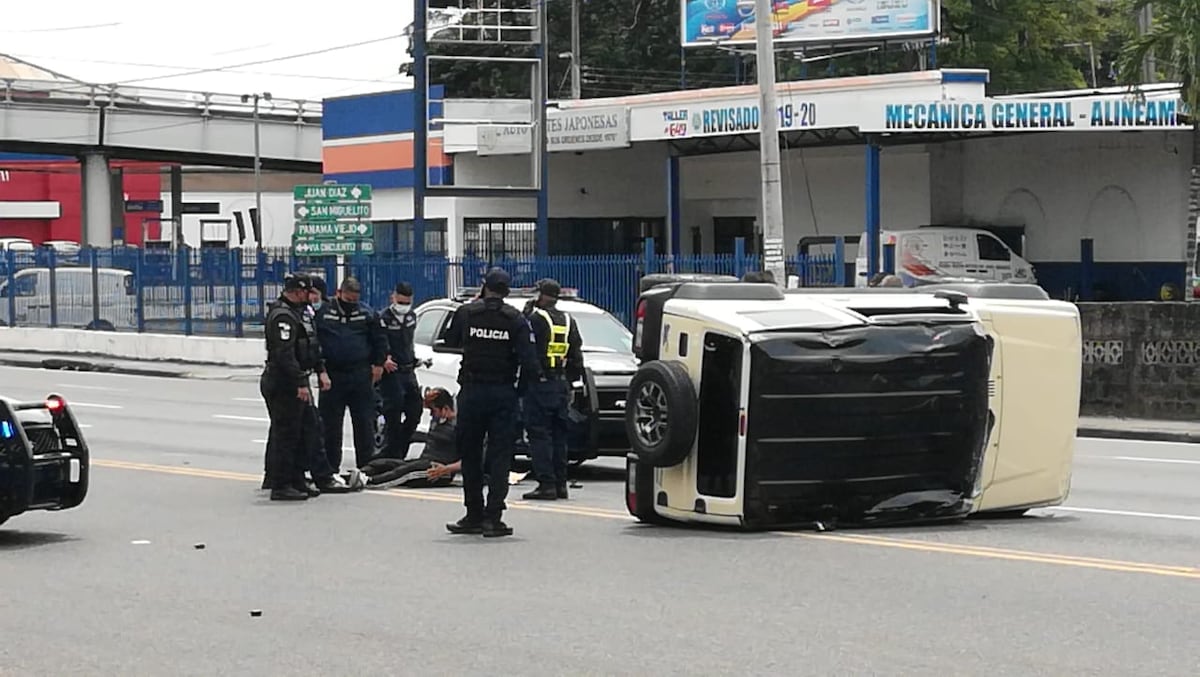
(0, 421), (13, 439)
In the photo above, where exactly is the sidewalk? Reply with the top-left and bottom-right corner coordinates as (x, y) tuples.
(0, 351), (260, 382)
(1077, 416), (1200, 445)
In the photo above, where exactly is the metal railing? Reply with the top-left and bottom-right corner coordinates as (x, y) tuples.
(0, 238), (846, 337)
(0, 78), (321, 122)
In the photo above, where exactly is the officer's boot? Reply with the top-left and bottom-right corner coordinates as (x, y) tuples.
(446, 514), (484, 535)
(522, 482), (558, 501)
(270, 486), (309, 501)
(482, 516), (513, 538)
(556, 482), (569, 500)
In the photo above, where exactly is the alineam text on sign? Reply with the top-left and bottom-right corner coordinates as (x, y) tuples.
(883, 100), (1186, 131)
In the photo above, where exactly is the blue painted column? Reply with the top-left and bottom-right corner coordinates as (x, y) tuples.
(865, 141), (882, 279)
(412, 0), (429, 247)
(667, 155), (681, 257)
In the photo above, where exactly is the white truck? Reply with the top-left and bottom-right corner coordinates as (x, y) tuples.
(855, 227), (1036, 287)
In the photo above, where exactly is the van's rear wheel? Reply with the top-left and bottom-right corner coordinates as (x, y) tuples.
(86, 319), (116, 332)
(624, 360), (697, 468)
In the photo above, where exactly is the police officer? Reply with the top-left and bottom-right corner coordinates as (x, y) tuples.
(261, 273), (323, 502)
(521, 279), (584, 501)
(441, 267), (540, 537)
(379, 281), (426, 459)
(315, 276), (388, 471)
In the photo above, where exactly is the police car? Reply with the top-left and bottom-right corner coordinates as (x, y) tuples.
(0, 393), (90, 527)
(408, 286), (637, 462)
(624, 278), (1081, 530)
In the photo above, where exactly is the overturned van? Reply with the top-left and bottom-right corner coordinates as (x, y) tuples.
(623, 279), (1080, 530)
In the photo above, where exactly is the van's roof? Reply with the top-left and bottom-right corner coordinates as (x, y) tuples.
(665, 290), (978, 331)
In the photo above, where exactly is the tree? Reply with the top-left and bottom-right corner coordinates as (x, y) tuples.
(1115, 0), (1200, 284)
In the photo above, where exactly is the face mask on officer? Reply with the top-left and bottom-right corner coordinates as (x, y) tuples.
(390, 292), (413, 317)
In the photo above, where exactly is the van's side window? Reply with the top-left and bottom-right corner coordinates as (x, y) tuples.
(12, 275), (36, 297)
(977, 234), (1011, 262)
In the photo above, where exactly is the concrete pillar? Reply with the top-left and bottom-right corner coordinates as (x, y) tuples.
(80, 152), (114, 247)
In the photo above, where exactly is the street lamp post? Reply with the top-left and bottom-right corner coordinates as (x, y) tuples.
(241, 92), (272, 251)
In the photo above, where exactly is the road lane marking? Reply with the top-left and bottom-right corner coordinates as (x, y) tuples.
(247, 441), (350, 451)
(56, 383), (127, 392)
(89, 458), (1200, 581)
(1045, 506), (1200, 522)
(214, 414), (270, 423)
(1110, 455), (1200, 466)
(233, 397), (263, 403)
(68, 402), (123, 410)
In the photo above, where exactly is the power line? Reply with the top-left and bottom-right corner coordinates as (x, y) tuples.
(106, 34), (408, 86)
(6, 52), (406, 85)
(0, 22), (121, 33)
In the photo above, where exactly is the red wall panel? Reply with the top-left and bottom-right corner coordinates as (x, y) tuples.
(0, 159), (167, 245)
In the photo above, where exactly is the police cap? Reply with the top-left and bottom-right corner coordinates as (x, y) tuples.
(483, 267), (511, 295)
(536, 278), (561, 299)
(310, 275), (328, 296)
(283, 273), (313, 292)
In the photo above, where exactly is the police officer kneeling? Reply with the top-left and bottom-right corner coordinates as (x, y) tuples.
(440, 267), (540, 537)
(521, 278), (584, 501)
(262, 273), (323, 502)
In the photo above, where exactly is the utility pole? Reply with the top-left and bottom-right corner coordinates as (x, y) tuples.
(570, 0), (582, 98)
(753, 0), (786, 286)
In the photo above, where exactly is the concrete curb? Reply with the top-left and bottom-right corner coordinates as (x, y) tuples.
(1076, 427), (1200, 445)
(0, 354), (192, 379)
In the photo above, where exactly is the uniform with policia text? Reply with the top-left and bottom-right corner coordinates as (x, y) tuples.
(441, 267), (540, 537)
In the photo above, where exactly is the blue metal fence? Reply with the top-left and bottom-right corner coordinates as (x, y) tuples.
(0, 237), (847, 336)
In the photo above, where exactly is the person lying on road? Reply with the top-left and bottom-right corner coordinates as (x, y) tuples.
(360, 387), (461, 489)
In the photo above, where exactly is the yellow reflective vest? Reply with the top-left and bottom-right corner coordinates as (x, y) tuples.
(530, 307), (571, 370)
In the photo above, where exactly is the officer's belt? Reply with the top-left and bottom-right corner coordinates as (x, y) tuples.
(325, 361), (370, 372)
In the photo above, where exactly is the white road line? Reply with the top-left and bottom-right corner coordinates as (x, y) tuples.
(232, 397), (263, 403)
(1112, 455), (1200, 466)
(1077, 454), (1200, 466)
(56, 383), (127, 392)
(69, 402), (123, 410)
(1045, 506), (1200, 523)
(213, 414), (269, 423)
(251, 439), (355, 452)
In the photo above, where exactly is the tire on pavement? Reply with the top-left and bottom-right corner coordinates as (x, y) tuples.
(624, 360), (697, 468)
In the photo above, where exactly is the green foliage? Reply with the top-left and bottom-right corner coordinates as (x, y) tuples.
(1115, 0), (1200, 111)
(419, 0), (1120, 99)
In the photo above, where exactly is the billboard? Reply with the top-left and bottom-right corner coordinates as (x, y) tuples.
(681, 0), (939, 48)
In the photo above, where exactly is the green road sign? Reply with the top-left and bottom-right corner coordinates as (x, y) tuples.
(294, 222), (374, 238)
(293, 239), (376, 256)
(293, 184), (372, 202)
(294, 203), (372, 220)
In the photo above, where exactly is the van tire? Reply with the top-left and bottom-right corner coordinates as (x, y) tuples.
(86, 319), (116, 332)
(624, 360), (697, 468)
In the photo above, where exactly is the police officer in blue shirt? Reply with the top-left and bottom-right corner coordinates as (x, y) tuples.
(378, 281), (427, 459)
(439, 267), (540, 538)
(521, 278), (584, 501)
(315, 276), (388, 470)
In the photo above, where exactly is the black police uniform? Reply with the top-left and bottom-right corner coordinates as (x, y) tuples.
(442, 268), (540, 537)
(379, 300), (424, 459)
(521, 281), (584, 500)
(316, 296), (388, 469)
(261, 275), (321, 501)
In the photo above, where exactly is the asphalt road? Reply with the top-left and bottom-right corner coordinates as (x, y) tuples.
(1, 365), (1198, 676)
